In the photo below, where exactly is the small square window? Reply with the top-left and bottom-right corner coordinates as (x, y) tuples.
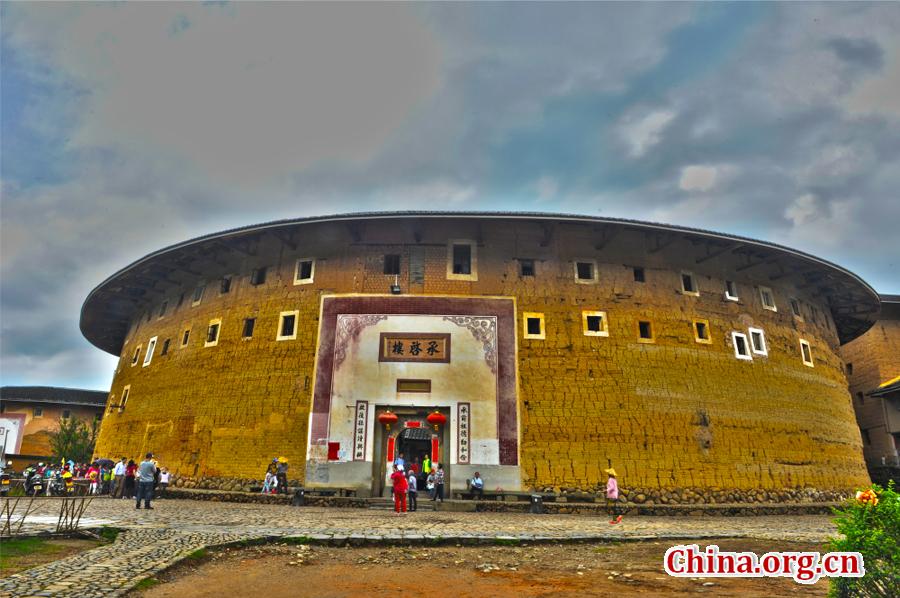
(384, 254), (401, 275)
(846, 363), (853, 376)
(447, 240), (478, 281)
(131, 344), (142, 366)
(161, 339), (170, 356)
(294, 258), (315, 285)
(633, 267), (645, 283)
(575, 261), (596, 282)
(800, 339), (814, 367)
(180, 328), (191, 348)
(205, 319), (221, 347)
(681, 272), (699, 295)
(277, 310), (299, 341)
(250, 267), (268, 286)
(725, 280), (739, 301)
(120, 386), (130, 411)
(62, 409), (71, 419)
(523, 312), (545, 339)
(637, 320), (655, 343)
(693, 319), (711, 344)
(759, 286), (777, 311)
(242, 318), (256, 339)
(220, 276), (232, 294)
(192, 284), (205, 306)
(519, 259), (535, 277)
(748, 327), (767, 356)
(33, 407), (43, 417)
(158, 301), (168, 318)
(790, 298), (802, 319)
(143, 336), (158, 366)
(732, 332), (752, 360)
(583, 311), (609, 337)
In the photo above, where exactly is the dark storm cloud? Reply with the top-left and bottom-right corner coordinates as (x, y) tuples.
(827, 37), (884, 71)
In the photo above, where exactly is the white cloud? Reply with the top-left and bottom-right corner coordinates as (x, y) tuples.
(679, 165), (718, 192)
(374, 179), (476, 208)
(533, 176), (559, 202)
(618, 108), (675, 157)
(784, 193), (820, 226)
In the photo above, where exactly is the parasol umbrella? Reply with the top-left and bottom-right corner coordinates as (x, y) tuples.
(95, 458), (115, 467)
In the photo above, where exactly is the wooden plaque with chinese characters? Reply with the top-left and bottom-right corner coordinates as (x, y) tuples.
(378, 333), (451, 363)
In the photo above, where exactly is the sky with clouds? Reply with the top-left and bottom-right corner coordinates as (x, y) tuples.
(2, 2), (899, 391)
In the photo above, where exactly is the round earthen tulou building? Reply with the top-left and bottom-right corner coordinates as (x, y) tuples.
(84, 212), (878, 502)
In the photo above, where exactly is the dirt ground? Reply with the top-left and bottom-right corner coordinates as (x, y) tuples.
(0, 537), (101, 577)
(137, 538), (830, 597)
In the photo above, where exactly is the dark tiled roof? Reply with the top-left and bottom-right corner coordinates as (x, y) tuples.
(869, 378), (900, 398)
(1, 386), (108, 407)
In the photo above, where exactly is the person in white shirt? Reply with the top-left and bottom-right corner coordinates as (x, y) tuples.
(158, 468), (170, 499)
(112, 458), (127, 498)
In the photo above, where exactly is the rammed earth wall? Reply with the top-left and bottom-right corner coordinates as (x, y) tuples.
(90, 216), (871, 502)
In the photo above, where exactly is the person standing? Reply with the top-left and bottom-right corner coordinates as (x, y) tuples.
(394, 452), (405, 471)
(158, 468), (170, 499)
(135, 453), (156, 510)
(112, 458), (126, 498)
(605, 468), (622, 524)
(422, 454), (431, 476)
(124, 460), (137, 499)
(390, 464), (408, 515)
(432, 464), (445, 502)
(407, 469), (418, 512)
(276, 458), (289, 494)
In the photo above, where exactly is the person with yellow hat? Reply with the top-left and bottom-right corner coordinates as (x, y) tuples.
(605, 468), (623, 524)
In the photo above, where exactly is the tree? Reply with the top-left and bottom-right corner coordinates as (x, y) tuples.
(49, 416), (99, 464)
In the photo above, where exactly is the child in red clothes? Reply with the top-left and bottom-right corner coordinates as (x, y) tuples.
(390, 464), (408, 515)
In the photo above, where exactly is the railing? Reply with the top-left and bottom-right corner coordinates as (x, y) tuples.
(1, 480), (95, 537)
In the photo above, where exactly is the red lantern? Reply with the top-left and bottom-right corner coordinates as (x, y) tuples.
(426, 410), (447, 431)
(378, 410), (398, 430)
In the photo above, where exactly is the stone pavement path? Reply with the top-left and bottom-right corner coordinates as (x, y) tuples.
(0, 498), (839, 597)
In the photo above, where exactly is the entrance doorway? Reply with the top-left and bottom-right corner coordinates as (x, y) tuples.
(372, 406), (450, 497)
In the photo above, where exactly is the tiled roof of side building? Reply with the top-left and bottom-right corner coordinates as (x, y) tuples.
(0, 386), (108, 407)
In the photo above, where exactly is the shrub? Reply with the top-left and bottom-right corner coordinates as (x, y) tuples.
(828, 481), (900, 597)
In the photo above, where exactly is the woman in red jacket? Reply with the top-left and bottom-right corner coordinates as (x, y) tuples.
(390, 464), (408, 515)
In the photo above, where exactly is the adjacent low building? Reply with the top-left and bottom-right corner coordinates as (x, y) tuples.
(841, 294), (900, 486)
(0, 386), (108, 470)
(82, 212), (879, 501)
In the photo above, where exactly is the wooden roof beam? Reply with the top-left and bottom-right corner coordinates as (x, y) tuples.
(696, 242), (743, 264)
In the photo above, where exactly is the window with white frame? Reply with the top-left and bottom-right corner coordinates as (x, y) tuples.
(523, 312), (545, 339)
(131, 344), (142, 366)
(800, 339), (814, 367)
(143, 336), (158, 366)
(294, 258), (315, 285)
(732, 332), (752, 360)
(583, 311), (609, 337)
(447, 240), (478, 281)
(120, 385), (131, 411)
(759, 286), (777, 311)
(748, 327), (767, 356)
(192, 283), (206, 306)
(680, 272), (699, 296)
(574, 260), (598, 284)
(790, 298), (802, 320)
(205, 319), (221, 347)
(725, 280), (739, 301)
(277, 310), (299, 341)
(693, 319), (712, 344)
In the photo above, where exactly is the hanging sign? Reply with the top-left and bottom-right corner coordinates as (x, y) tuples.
(378, 333), (451, 363)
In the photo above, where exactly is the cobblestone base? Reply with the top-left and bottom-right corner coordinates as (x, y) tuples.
(0, 497), (840, 597)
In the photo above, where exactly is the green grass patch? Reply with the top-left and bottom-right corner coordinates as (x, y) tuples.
(281, 536), (312, 545)
(99, 527), (122, 542)
(0, 537), (58, 561)
(133, 577), (160, 591)
(185, 548), (208, 560)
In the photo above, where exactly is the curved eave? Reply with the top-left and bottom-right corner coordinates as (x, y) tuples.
(80, 211), (881, 355)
